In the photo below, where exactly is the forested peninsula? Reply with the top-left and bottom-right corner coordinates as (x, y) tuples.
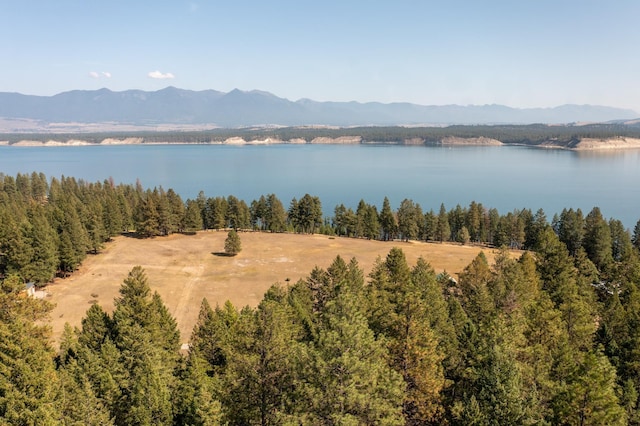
(3, 172), (640, 424)
(3, 122), (640, 149)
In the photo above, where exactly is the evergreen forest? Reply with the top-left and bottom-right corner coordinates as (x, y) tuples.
(2, 171), (640, 424)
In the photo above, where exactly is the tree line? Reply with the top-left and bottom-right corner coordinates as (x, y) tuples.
(2, 172), (640, 288)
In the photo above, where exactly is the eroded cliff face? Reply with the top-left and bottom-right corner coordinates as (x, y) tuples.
(438, 136), (503, 146)
(571, 137), (640, 150)
(535, 136), (640, 150)
(11, 138), (144, 146)
(310, 136), (362, 144)
(223, 137), (285, 145)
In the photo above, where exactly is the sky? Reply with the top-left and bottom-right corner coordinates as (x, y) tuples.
(1, 0), (639, 112)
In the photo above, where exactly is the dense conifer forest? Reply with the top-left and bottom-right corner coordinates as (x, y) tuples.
(2, 171), (640, 424)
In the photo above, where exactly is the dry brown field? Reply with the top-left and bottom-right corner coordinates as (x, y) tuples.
(46, 231), (512, 345)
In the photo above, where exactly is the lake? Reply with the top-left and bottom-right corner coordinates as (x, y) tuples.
(1, 144), (639, 228)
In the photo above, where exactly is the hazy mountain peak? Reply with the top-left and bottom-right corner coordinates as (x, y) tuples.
(0, 87), (637, 128)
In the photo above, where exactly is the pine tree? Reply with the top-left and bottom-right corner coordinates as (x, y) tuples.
(552, 351), (626, 425)
(379, 196), (397, 241)
(584, 207), (613, 271)
(437, 203), (451, 243)
(1, 214), (34, 278)
(189, 297), (242, 424)
(557, 208), (585, 256)
(457, 252), (494, 324)
(447, 204), (465, 239)
(266, 193), (287, 232)
(224, 230), (242, 255)
(525, 208), (548, 250)
(30, 171), (48, 204)
(487, 208), (501, 245)
(0, 274), (62, 423)
(354, 199), (368, 237)
(537, 229), (597, 351)
(521, 293), (565, 420)
(102, 184), (124, 238)
(397, 198), (421, 241)
(304, 289), (405, 425)
(610, 218), (633, 262)
(633, 219), (640, 251)
(56, 324), (114, 426)
(332, 204), (348, 237)
(250, 195), (268, 230)
(292, 194), (322, 234)
(456, 226), (471, 244)
(422, 209), (437, 241)
(226, 195), (251, 230)
(221, 290), (303, 425)
(85, 201), (107, 254)
(368, 249), (447, 423)
(465, 201), (484, 243)
(204, 196), (227, 230)
(363, 203), (381, 239)
(307, 263), (336, 315)
(174, 354), (222, 426)
(135, 190), (160, 237)
(57, 206), (89, 275)
(412, 257), (457, 352)
(22, 205), (58, 285)
(78, 303), (112, 352)
(166, 188), (185, 232)
(156, 189), (174, 236)
(471, 336), (532, 425)
(109, 267), (181, 425)
(184, 199), (204, 232)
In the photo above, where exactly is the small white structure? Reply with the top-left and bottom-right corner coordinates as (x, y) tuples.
(25, 281), (48, 299)
(25, 282), (36, 297)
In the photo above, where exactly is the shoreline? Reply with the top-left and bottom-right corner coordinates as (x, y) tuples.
(3, 136), (640, 150)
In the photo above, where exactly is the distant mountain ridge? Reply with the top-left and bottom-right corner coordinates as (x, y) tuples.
(0, 87), (637, 128)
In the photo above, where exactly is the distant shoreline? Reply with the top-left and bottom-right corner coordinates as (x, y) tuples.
(2, 135), (640, 150)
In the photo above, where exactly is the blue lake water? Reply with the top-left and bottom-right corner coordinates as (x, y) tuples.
(1, 144), (639, 228)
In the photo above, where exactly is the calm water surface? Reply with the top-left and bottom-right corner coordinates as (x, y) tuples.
(1, 144), (639, 227)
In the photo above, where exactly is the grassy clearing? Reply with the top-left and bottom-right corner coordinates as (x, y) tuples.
(47, 231), (512, 344)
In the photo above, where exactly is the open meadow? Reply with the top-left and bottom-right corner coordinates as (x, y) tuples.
(47, 231), (510, 344)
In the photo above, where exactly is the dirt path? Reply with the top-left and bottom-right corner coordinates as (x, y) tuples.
(172, 262), (205, 334)
(46, 231), (513, 346)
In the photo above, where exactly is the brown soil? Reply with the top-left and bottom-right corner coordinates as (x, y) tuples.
(46, 231), (511, 345)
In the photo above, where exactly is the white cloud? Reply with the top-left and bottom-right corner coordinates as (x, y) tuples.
(148, 70), (175, 79)
(89, 71), (112, 79)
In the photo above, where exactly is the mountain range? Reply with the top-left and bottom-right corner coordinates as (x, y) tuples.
(0, 87), (638, 129)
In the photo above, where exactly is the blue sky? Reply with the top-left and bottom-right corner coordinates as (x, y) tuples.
(1, 0), (639, 112)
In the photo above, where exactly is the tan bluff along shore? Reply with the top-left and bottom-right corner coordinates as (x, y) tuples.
(7, 136), (640, 149)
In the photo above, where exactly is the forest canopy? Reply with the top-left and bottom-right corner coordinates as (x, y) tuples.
(3, 241), (640, 423)
(2, 171), (640, 424)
